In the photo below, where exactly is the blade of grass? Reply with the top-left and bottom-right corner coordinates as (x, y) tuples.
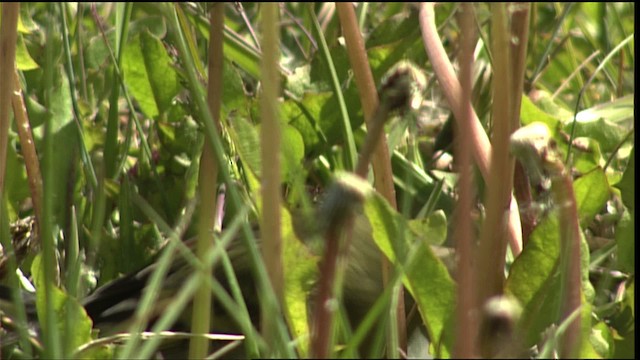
(58, 2), (99, 190)
(102, 2), (132, 179)
(176, 4), (207, 79)
(40, 3), (63, 357)
(529, 3), (575, 88)
(309, 4), (357, 171)
(133, 207), (253, 359)
(565, 33), (634, 164)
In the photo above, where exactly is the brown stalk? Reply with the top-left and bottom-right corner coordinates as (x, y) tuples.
(475, 2), (516, 316)
(311, 215), (355, 358)
(509, 3), (535, 246)
(11, 72), (43, 230)
(335, 3), (406, 354)
(0, 3), (20, 199)
(453, 4), (477, 358)
(189, 3), (224, 358)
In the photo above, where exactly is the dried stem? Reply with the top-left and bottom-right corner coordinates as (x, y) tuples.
(11, 72), (43, 230)
(0, 3), (20, 199)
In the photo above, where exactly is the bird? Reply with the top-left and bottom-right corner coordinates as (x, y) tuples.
(0, 62), (449, 358)
(0, 185), (454, 359)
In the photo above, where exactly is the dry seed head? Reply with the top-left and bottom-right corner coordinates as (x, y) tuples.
(379, 61), (427, 113)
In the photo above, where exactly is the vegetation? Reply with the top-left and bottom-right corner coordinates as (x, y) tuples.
(0, 3), (634, 359)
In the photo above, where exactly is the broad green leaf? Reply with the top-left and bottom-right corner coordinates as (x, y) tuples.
(365, 193), (455, 355)
(281, 124), (305, 183)
(508, 168), (603, 302)
(139, 30), (181, 116)
(281, 97), (324, 156)
(408, 210), (448, 246)
(615, 146), (634, 213)
(590, 321), (614, 358)
(527, 90), (573, 121)
(3, 138), (30, 220)
(366, 10), (421, 48)
(86, 31), (116, 71)
(564, 111), (632, 154)
(573, 167), (610, 226)
(219, 60), (248, 114)
(507, 215), (561, 306)
(615, 209), (634, 273)
(31, 254), (94, 355)
(282, 208), (318, 357)
(122, 34), (158, 118)
(23, 94), (50, 128)
(128, 14), (167, 38)
(16, 34), (39, 70)
(228, 116), (261, 177)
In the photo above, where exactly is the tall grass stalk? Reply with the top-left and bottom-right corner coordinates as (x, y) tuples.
(452, 3), (477, 358)
(188, 2), (225, 358)
(259, 1), (285, 353)
(336, 3), (405, 355)
(475, 2), (515, 317)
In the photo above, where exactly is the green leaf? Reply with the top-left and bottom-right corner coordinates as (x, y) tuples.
(16, 34), (39, 70)
(564, 114), (631, 154)
(615, 209), (634, 273)
(573, 167), (610, 226)
(408, 210), (448, 246)
(281, 97), (324, 156)
(228, 115), (261, 177)
(527, 90), (574, 121)
(281, 124), (306, 183)
(31, 254), (94, 355)
(590, 321), (614, 358)
(220, 60), (248, 114)
(521, 94), (561, 130)
(507, 215), (561, 306)
(122, 34), (158, 118)
(283, 208), (318, 357)
(3, 138), (30, 219)
(139, 30), (181, 116)
(364, 193), (455, 355)
(615, 147), (634, 213)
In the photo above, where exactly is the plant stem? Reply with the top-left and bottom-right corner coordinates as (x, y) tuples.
(453, 4), (477, 358)
(260, 3), (285, 353)
(188, 3), (224, 358)
(417, 3), (523, 257)
(11, 72), (43, 230)
(336, 3), (405, 355)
